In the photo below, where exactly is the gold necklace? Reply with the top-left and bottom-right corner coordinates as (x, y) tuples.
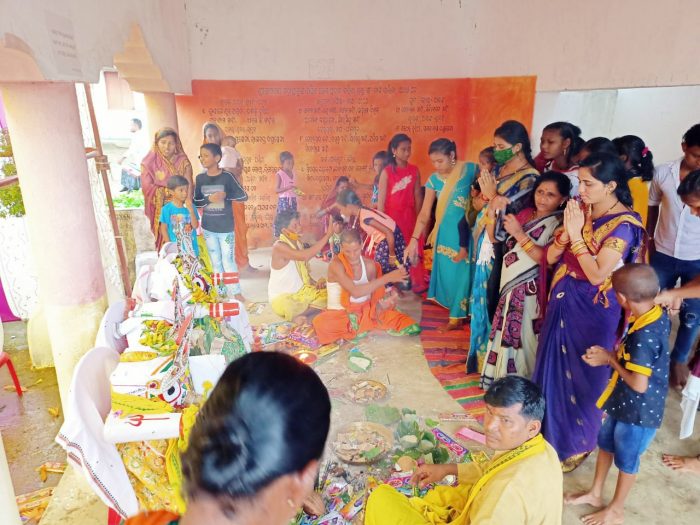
(592, 199), (619, 220)
(499, 160), (530, 179)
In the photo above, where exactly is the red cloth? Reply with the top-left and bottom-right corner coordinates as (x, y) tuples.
(533, 151), (548, 173)
(383, 163), (427, 291)
(123, 510), (180, 524)
(384, 164), (419, 240)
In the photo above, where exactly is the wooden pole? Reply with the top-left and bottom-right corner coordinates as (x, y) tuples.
(82, 83), (131, 298)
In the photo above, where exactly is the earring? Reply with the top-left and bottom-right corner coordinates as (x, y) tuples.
(451, 158), (456, 167)
(287, 499), (295, 509)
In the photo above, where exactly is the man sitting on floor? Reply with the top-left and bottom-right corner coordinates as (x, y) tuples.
(268, 210), (340, 324)
(312, 229), (420, 344)
(365, 376), (563, 525)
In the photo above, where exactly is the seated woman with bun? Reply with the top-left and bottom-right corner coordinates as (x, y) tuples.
(124, 352), (331, 525)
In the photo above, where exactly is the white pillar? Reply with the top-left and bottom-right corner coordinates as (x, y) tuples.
(0, 432), (22, 525)
(1, 82), (108, 413)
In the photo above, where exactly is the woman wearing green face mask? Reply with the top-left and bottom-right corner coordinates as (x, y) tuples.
(468, 121), (540, 372)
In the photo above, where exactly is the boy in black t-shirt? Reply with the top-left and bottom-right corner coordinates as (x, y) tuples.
(565, 263), (670, 525)
(194, 143), (248, 301)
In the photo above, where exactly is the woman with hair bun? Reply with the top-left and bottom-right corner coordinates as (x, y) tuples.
(124, 352), (331, 525)
(532, 152), (646, 472)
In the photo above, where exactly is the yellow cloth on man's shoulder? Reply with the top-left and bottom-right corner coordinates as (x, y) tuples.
(365, 434), (562, 525)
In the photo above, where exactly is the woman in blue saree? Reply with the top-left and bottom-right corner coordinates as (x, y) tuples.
(468, 121), (540, 371)
(407, 139), (477, 331)
(467, 204), (494, 372)
(532, 153), (646, 471)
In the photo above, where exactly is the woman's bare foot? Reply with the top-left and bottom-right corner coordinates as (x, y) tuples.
(564, 490), (604, 507)
(581, 505), (624, 525)
(234, 293), (246, 303)
(452, 247), (468, 263)
(662, 453), (700, 473)
(437, 320), (462, 333)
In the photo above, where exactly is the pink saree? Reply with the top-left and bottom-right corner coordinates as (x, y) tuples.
(141, 128), (192, 250)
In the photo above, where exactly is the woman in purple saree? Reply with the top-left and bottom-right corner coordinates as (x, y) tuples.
(532, 153), (646, 472)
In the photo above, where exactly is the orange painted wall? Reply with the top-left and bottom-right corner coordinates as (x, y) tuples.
(176, 77), (535, 246)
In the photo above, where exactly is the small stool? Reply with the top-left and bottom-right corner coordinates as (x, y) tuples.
(0, 351), (22, 397)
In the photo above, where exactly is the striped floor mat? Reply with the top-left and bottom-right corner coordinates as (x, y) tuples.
(420, 300), (485, 421)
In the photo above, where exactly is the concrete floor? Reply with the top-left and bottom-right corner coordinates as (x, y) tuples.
(2, 247), (700, 524)
(0, 321), (64, 496)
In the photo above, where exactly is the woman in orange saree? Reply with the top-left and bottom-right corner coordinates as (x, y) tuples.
(141, 128), (193, 250)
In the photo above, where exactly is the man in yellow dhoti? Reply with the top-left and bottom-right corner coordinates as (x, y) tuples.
(269, 210), (339, 324)
(365, 376), (562, 525)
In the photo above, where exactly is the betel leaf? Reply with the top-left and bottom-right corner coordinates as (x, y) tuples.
(418, 439), (435, 452)
(421, 431), (437, 445)
(396, 419), (420, 438)
(393, 448), (423, 460)
(431, 446), (450, 464)
(401, 412), (420, 426)
(363, 446), (383, 460)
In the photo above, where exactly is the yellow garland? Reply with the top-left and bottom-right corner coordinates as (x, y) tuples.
(119, 351), (158, 362)
(111, 391), (201, 514)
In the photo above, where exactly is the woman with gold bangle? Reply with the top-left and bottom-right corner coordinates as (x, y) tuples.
(531, 153), (646, 472)
(480, 172), (570, 390)
(467, 121), (540, 372)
